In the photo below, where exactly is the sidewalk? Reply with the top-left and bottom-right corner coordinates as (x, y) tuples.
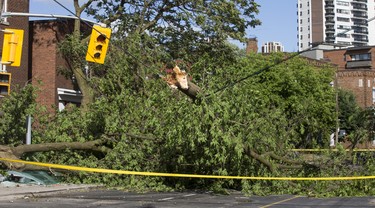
(0, 183), (99, 202)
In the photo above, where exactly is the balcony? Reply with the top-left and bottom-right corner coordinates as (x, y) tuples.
(352, 20), (368, 26)
(352, 0), (367, 4)
(353, 30), (368, 35)
(346, 60), (372, 69)
(326, 28), (335, 32)
(325, 1), (334, 7)
(325, 3), (334, 8)
(352, 5), (367, 11)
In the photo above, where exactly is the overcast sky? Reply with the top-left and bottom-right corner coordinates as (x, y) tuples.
(29, 0), (298, 52)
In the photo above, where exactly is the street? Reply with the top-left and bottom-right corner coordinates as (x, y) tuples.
(1, 188), (374, 208)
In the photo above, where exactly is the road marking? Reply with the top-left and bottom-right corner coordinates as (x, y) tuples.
(183, 194), (196, 197)
(259, 195), (300, 208)
(158, 197), (174, 201)
(158, 193), (197, 201)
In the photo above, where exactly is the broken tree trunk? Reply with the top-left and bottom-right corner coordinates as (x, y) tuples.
(0, 140), (110, 171)
(179, 80), (201, 101)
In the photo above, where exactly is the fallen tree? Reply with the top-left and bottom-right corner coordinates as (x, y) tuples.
(0, 140), (109, 170)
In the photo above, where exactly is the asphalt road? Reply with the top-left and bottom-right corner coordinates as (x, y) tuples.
(1, 188), (375, 208)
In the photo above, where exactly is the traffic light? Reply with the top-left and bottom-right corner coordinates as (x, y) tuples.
(1, 29), (24, 67)
(85, 25), (112, 64)
(0, 72), (11, 96)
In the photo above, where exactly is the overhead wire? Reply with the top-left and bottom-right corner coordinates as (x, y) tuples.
(210, 47), (313, 95)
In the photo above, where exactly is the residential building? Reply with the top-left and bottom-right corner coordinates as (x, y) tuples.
(261, 42), (284, 54)
(30, 19), (84, 111)
(324, 46), (375, 108)
(297, 0), (375, 51)
(302, 44), (375, 109)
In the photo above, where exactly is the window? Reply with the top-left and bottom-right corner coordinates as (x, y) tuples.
(337, 1), (349, 6)
(300, 35), (303, 40)
(351, 53), (371, 61)
(338, 25), (351, 30)
(359, 79), (363, 87)
(337, 9), (349, 14)
(337, 17), (350, 22)
(337, 33), (350, 38)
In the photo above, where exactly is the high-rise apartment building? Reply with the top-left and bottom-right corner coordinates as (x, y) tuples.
(297, 0), (375, 51)
(261, 42), (285, 53)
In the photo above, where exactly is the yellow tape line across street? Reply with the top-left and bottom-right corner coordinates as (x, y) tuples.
(291, 148), (375, 152)
(1, 157), (375, 181)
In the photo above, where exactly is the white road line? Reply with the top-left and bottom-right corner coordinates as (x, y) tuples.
(158, 193), (197, 201)
(183, 194), (197, 197)
(158, 197), (175, 201)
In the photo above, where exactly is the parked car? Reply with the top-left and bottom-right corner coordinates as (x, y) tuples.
(4, 170), (59, 185)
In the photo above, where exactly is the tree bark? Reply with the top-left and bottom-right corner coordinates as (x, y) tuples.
(0, 139), (109, 171)
(178, 80), (201, 101)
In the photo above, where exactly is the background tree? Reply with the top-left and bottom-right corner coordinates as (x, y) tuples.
(0, 85), (45, 146)
(338, 89), (361, 133)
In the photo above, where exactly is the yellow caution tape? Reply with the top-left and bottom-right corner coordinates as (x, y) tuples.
(1, 157), (375, 181)
(291, 149), (375, 152)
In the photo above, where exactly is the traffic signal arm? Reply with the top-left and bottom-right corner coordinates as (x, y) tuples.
(86, 25), (112, 64)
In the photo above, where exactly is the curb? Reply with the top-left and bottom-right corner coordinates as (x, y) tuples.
(0, 184), (101, 202)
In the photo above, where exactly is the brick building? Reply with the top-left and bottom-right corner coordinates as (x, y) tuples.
(246, 38), (258, 54)
(1, 0), (86, 112)
(30, 19), (83, 111)
(323, 46), (375, 108)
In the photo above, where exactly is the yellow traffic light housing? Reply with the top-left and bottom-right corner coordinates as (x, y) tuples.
(86, 25), (112, 64)
(0, 72), (11, 96)
(1, 29), (24, 67)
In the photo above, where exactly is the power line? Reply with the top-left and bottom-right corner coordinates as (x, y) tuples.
(211, 47), (313, 95)
(51, 0), (311, 98)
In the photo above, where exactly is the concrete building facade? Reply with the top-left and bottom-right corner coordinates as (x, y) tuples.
(298, 0), (375, 51)
(261, 42), (284, 54)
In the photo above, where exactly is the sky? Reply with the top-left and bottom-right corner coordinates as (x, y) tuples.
(29, 0), (298, 52)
